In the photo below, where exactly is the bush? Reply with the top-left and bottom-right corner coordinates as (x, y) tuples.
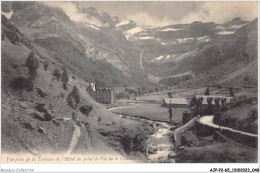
(79, 105), (93, 116)
(10, 77), (33, 91)
(25, 52), (39, 78)
(53, 69), (61, 81)
(60, 92), (65, 99)
(36, 87), (47, 98)
(204, 87), (210, 95)
(61, 67), (69, 90)
(120, 128), (147, 154)
(44, 61), (49, 71)
(213, 112), (222, 124)
(72, 112), (78, 120)
(66, 86), (80, 109)
(220, 105), (229, 112)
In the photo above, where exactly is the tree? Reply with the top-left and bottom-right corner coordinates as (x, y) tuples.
(189, 96), (199, 108)
(61, 67), (69, 90)
(72, 112), (78, 120)
(118, 92), (126, 99)
(67, 86), (80, 109)
(229, 87), (234, 97)
(44, 60), (49, 71)
(207, 97), (213, 113)
(53, 69), (61, 81)
(205, 87), (210, 95)
(25, 51), (39, 78)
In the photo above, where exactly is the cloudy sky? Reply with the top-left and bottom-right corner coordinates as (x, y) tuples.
(44, 1), (258, 26)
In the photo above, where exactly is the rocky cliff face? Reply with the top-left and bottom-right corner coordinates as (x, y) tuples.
(4, 1), (150, 87)
(3, 1), (257, 88)
(114, 16), (257, 87)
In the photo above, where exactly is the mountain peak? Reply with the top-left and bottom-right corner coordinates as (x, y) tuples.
(231, 17), (242, 21)
(224, 17), (248, 26)
(190, 21), (203, 25)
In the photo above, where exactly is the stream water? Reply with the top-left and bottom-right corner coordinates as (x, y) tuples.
(117, 114), (176, 163)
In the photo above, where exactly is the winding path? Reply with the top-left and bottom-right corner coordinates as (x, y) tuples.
(198, 115), (258, 138)
(66, 122), (81, 154)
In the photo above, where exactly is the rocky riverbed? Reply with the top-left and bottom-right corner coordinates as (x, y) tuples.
(115, 113), (176, 163)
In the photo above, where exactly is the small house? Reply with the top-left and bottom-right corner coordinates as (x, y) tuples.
(162, 98), (188, 108)
(190, 95), (233, 115)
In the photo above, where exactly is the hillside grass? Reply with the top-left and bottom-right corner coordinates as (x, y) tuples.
(111, 103), (186, 123)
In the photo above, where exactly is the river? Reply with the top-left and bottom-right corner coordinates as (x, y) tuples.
(110, 109), (176, 163)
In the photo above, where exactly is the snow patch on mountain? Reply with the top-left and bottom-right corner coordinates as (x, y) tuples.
(159, 28), (184, 32)
(217, 31), (235, 35)
(228, 24), (247, 29)
(85, 24), (100, 30)
(116, 20), (131, 27)
(161, 42), (167, 45)
(214, 26), (226, 30)
(124, 27), (145, 39)
(155, 56), (164, 61)
(177, 38), (194, 43)
(152, 54), (177, 62)
(138, 36), (154, 40)
(197, 36), (208, 40)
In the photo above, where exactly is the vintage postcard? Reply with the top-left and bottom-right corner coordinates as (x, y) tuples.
(1, 1), (259, 172)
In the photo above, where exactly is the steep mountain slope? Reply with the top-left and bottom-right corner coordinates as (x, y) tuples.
(116, 18), (248, 63)
(5, 1), (256, 88)
(1, 14), (150, 160)
(182, 18), (258, 88)
(115, 17), (256, 87)
(6, 1), (152, 88)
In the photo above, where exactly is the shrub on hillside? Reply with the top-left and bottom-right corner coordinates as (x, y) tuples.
(220, 105), (229, 112)
(10, 77), (33, 91)
(120, 128), (147, 154)
(60, 92), (65, 99)
(66, 86), (80, 109)
(79, 105), (93, 116)
(204, 87), (210, 95)
(213, 112), (222, 124)
(53, 69), (61, 81)
(44, 60), (49, 71)
(61, 67), (69, 90)
(25, 51), (39, 79)
(72, 112), (78, 121)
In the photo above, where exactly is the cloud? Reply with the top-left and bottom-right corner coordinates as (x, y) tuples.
(179, 2), (258, 24)
(41, 2), (104, 27)
(127, 2), (257, 26)
(127, 12), (175, 26)
(42, 2), (257, 27)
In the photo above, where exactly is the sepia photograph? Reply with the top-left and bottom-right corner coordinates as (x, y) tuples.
(0, 1), (259, 171)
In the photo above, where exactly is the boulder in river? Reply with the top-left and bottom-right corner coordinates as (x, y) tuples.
(168, 152), (176, 159)
(156, 123), (163, 128)
(169, 126), (178, 131)
(148, 147), (157, 154)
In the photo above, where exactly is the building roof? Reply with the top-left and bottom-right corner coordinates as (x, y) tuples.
(88, 82), (112, 92)
(195, 95), (233, 105)
(164, 98), (188, 105)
